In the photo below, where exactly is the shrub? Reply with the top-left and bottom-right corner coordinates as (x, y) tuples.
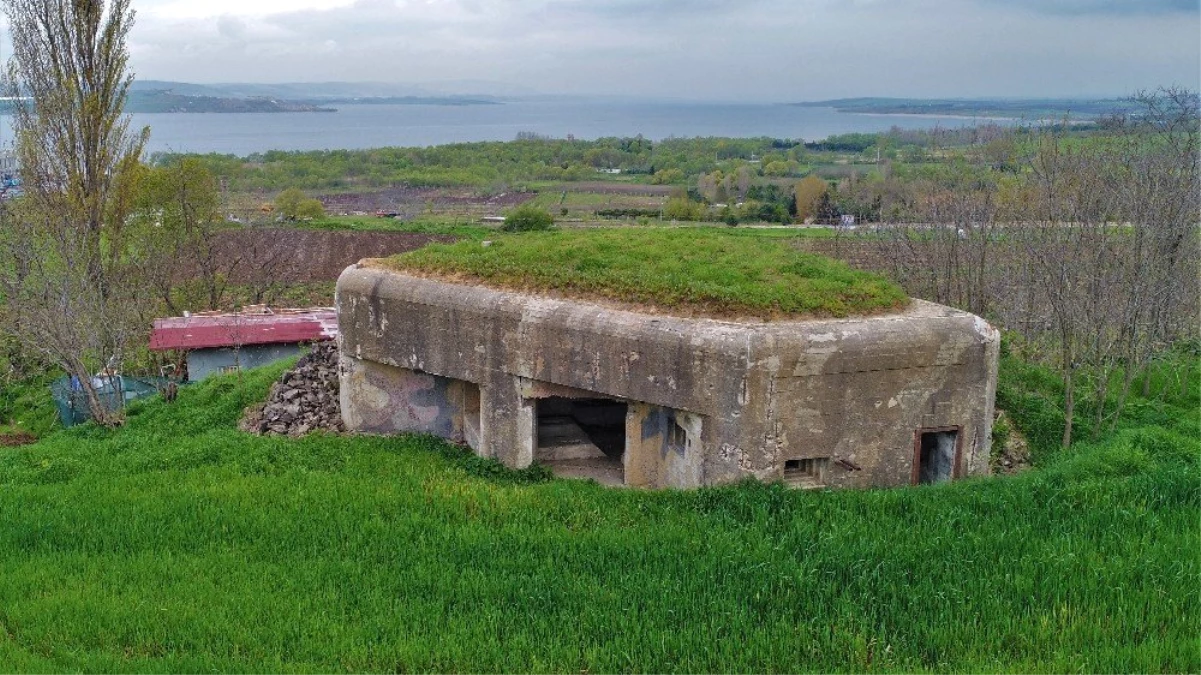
(274, 188), (325, 221)
(662, 196), (703, 221)
(501, 204), (556, 232)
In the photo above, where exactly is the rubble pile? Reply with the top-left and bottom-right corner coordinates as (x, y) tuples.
(991, 410), (1031, 475)
(241, 342), (344, 436)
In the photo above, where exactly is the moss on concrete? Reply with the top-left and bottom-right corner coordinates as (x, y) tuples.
(386, 228), (907, 318)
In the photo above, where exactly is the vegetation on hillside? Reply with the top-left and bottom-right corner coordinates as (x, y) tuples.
(500, 203), (555, 232)
(388, 229), (908, 318)
(0, 352), (1195, 672)
(164, 104), (1188, 230)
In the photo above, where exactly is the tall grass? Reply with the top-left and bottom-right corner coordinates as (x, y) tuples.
(388, 228), (908, 318)
(0, 372), (59, 439)
(0, 358), (1196, 673)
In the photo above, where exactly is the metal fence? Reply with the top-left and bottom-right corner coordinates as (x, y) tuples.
(50, 375), (172, 428)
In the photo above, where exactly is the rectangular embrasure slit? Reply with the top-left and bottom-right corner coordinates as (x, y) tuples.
(784, 457), (828, 488)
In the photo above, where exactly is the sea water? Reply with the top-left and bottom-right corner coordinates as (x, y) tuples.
(2, 100), (1011, 156)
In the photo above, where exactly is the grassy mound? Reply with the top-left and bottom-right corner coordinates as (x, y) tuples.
(387, 228), (908, 318)
(0, 356), (1196, 672)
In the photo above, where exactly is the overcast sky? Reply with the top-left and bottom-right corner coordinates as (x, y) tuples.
(121, 0), (1201, 101)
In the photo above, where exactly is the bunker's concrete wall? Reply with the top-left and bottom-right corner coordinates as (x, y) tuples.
(337, 264), (1000, 489)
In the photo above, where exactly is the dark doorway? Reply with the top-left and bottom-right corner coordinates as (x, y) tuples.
(535, 396), (628, 485)
(916, 429), (959, 484)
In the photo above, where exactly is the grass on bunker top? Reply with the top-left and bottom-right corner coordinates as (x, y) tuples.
(387, 227), (908, 319)
(0, 355), (1197, 673)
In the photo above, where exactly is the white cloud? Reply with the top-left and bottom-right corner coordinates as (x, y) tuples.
(142, 0), (358, 20)
(125, 0), (1201, 99)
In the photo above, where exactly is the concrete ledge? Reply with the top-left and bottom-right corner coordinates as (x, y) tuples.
(337, 264), (1000, 489)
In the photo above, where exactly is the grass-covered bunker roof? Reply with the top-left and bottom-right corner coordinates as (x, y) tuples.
(385, 229), (908, 319)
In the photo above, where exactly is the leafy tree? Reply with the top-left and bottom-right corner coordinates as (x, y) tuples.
(794, 175), (828, 221)
(650, 168), (684, 185)
(131, 158), (228, 313)
(762, 160), (791, 177)
(501, 204), (555, 232)
(294, 198), (325, 221)
(0, 0), (148, 426)
(274, 188), (303, 218)
(273, 188), (325, 221)
(713, 182), (730, 205)
(814, 191), (842, 223)
(663, 196), (703, 221)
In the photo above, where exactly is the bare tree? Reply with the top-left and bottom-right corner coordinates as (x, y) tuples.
(879, 182), (1000, 318)
(131, 158), (233, 314)
(0, 0), (148, 425)
(869, 90), (1198, 447)
(1002, 89), (1200, 446)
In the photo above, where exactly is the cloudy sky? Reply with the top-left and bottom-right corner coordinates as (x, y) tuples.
(123, 0), (1199, 101)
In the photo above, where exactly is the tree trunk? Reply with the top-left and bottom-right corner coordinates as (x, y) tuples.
(1062, 367), (1075, 448)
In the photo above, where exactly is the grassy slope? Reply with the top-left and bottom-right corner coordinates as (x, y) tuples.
(387, 228), (907, 318)
(296, 215), (494, 239)
(0, 372), (60, 439)
(0, 355), (1196, 673)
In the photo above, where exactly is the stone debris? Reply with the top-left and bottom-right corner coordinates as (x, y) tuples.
(240, 342), (344, 436)
(991, 410), (1031, 475)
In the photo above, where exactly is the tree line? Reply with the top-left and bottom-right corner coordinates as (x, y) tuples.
(853, 88), (1199, 447)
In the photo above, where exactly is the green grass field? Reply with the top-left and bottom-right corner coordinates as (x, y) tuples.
(0, 352), (1196, 673)
(0, 372), (59, 440)
(387, 228), (907, 318)
(296, 215), (493, 238)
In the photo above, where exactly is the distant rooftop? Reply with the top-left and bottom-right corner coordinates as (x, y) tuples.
(150, 306), (337, 351)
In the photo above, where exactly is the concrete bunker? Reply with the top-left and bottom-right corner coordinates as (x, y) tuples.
(336, 265), (1000, 490)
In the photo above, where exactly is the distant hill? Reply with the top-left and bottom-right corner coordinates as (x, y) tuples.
(792, 97), (1139, 119)
(120, 81), (505, 113)
(126, 89), (336, 113)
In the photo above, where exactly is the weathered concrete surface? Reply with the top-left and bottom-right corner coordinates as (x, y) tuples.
(337, 264), (1000, 489)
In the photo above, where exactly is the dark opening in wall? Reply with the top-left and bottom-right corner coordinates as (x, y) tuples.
(784, 457), (828, 488)
(667, 418), (689, 455)
(535, 396), (627, 486)
(461, 381), (481, 451)
(917, 429), (959, 484)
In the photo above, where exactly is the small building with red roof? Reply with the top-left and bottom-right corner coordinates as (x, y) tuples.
(150, 306), (338, 381)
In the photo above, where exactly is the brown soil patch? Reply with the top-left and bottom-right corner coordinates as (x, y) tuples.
(0, 431), (37, 447)
(212, 228), (455, 284)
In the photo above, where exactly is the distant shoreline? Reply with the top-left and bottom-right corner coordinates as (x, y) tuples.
(790, 97), (1123, 122)
(846, 111), (1021, 122)
(4, 100), (1049, 156)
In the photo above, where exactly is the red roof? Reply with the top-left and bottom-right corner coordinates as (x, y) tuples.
(150, 308), (338, 351)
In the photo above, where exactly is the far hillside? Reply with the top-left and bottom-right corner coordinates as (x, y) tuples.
(791, 96), (1150, 119)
